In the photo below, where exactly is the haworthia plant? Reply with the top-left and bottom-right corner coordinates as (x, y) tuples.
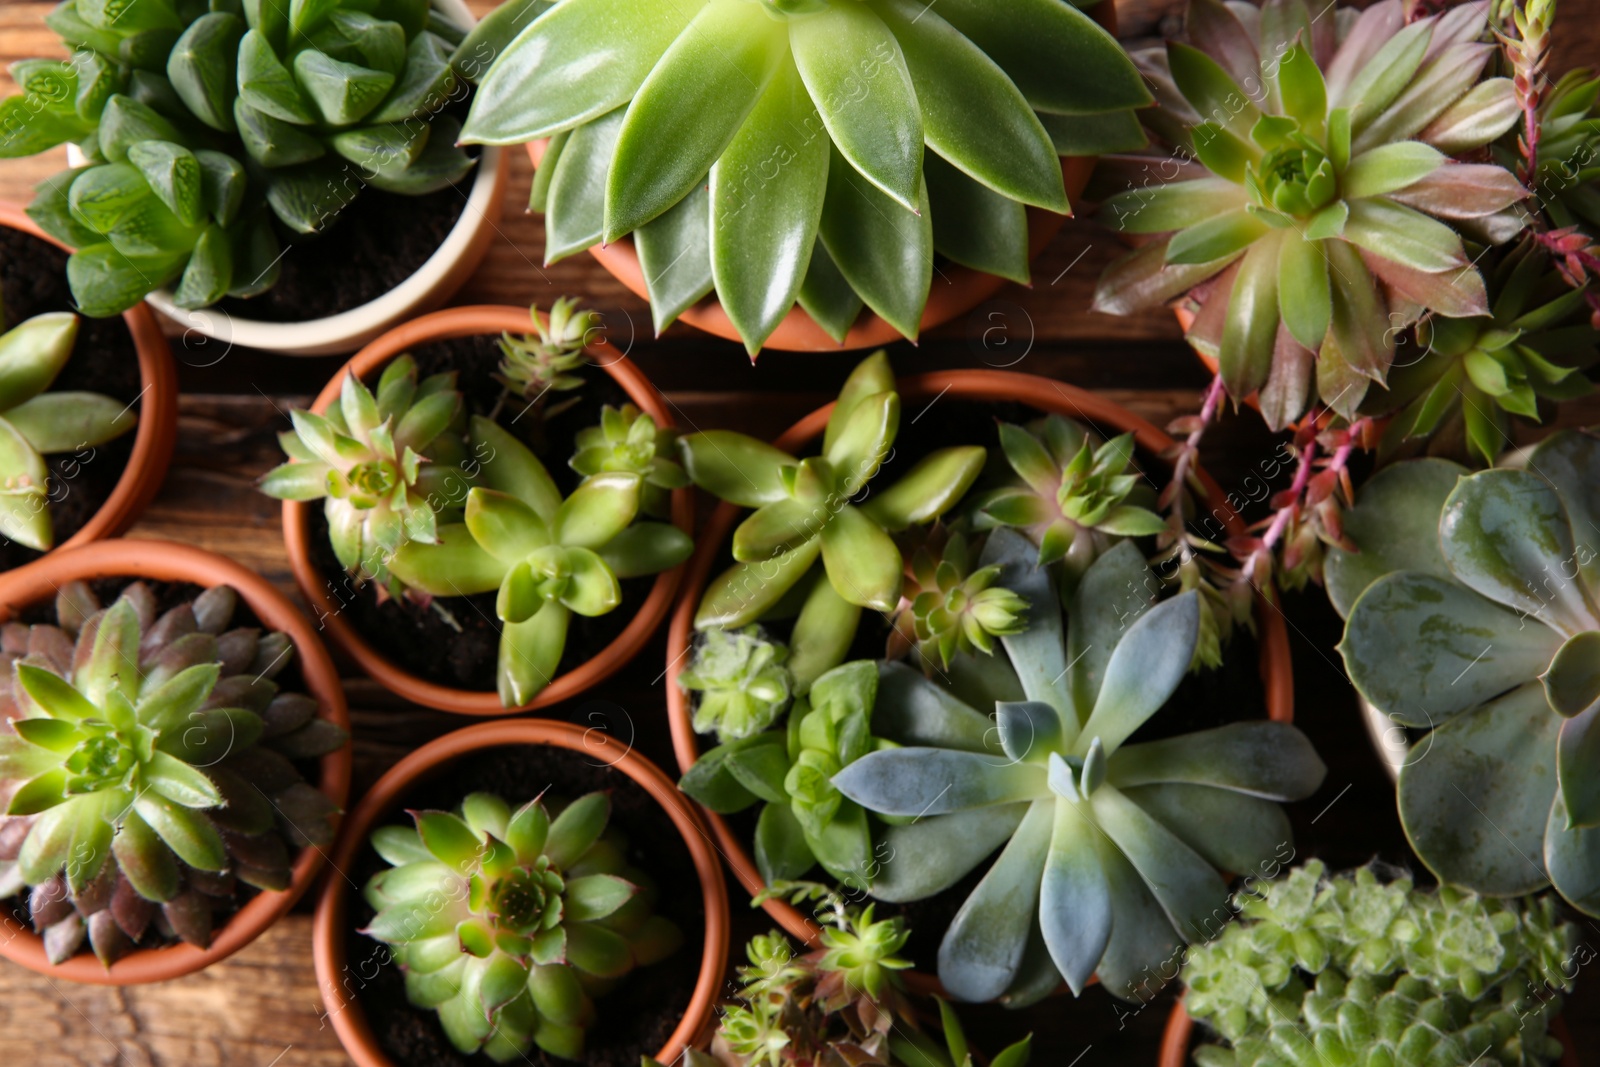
(833, 529), (1325, 1004)
(458, 0), (1150, 352)
(1327, 429), (1600, 916)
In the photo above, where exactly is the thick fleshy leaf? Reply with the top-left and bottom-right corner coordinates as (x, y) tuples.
(545, 791), (610, 869)
(1545, 631), (1600, 718)
(388, 523), (507, 597)
(1166, 41), (1258, 140)
(937, 799), (1052, 1002)
(1121, 783), (1294, 875)
(1323, 238), (1391, 387)
(1217, 232), (1283, 399)
(167, 12), (241, 132)
(787, 573), (861, 694)
(818, 147), (932, 340)
(695, 539), (821, 629)
(754, 800), (816, 882)
(1361, 250), (1489, 320)
(1399, 682), (1558, 895)
(1385, 163), (1527, 221)
(1333, 16), (1432, 122)
(983, 527), (1073, 723)
(146, 751), (224, 808)
(598, 523), (693, 579)
(1040, 798), (1110, 994)
(1090, 784), (1228, 944)
(873, 662), (997, 753)
(1324, 458), (1465, 618)
(861, 447), (984, 531)
(872, 804), (1028, 903)
(1275, 41), (1326, 126)
(1525, 431), (1600, 594)
(1546, 793), (1600, 915)
(0, 421), (53, 551)
(1100, 178), (1247, 236)
(1558, 701), (1600, 829)
(553, 473), (639, 550)
(1091, 238), (1238, 316)
(606, 1), (785, 240)
(1109, 721), (1325, 801)
(678, 430), (793, 507)
(498, 601), (569, 707)
(1344, 142), (1445, 200)
(833, 747), (1045, 816)
(1091, 834), (1183, 1002)
(0, 311), (77, 412)
(1275, 233), (1330, 351)
(823, 389), (897, 493)
(1343, 197), (1467, 273)
(1166, 209), (1269, 266)
(1039, 109), (1148, 155)
(292, 50), (393, 126)
(465, 488), (549, 564)
(544, 106), (625, 264)
(134, 792), (225, 871)
(1418, 78), (1520, 154)
(819, 504), (901, 611)
(797, 242), (863, 344)
(1079, 592), (1199, 755)
(557, 547), (622, 617)
(925, 152), (1030, 285)
(470, 416), (562, 521)
(636, 180), (713, 335)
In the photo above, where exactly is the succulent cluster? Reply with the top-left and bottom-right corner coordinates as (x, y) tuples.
(362, 789), (681, 1061)
(459, 0), (1149, 351)
(886, 528), (1029, 671)
(0, 581), (345, 966)
(569, 403), (687, 519)
(1184, 861), (1576, 1067)
(1327, 428), (1600, 917)
(3, 0), (476, 316)
(0, 310), (136, 552)
(494, 295), (595, 417)
(1094, 0), (1528, 428)
(680, 626), (794, 745)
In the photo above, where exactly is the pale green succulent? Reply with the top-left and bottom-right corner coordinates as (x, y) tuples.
(680, 626), (794, 744)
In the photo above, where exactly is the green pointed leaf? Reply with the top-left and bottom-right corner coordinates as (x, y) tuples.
(1119, 782), (1295, 875)
(871, 803), (1027, 903)
(1275, 42), (1326, 126)
(1167, 41), (1258, 140)
(1277, 233), (1330, 350)
(389, 523), (509, 597)
(598, 523), (692, 579)
(145, 750), (224, 808)
(1078, 592), (1199, 754)
(1039, 109), (1148, 155)
(554, 473), (639, 549)
(677, 430), (793, 507)
(695, 539), (822, 629)
(636, 180), (713, 335)
(544, 107), (625, 263)
(819, 148), (932, 340)
(558, 547), (622, 616)
(499, 601), (568, 706)
(371, 30), (460, 125)
(546, 791), (609, 869)
(1090, 783), (1228, 944)
(465, 488), (550, 564)
(925, 151), (1030, 285)
(95, 94), (182, 163)
(293, 49), (394, 126)
(0, 311), (77, 411)
(471, 415), (563, 521)
(1109, 721), (1326, 801)
(1099, 178), (1246, 237)
(834, 747), (1045, 816)
(126, 141), (202, 227)
(1559, 701), (1600, 829)
(134, 792), (225, 871)
(754, 800), (816, 882)
(1166, 208), (1268, 266)
(1343, 142), (1446, 200)
(238, 28), (314, 122)
(1040, 797), (1110, 994)
(1343, 197), (1467, 273)
(819, 504), (901, 611)
(166, 12), (242, 132)
(862, 447), (985, 531)
(797, 241), (863, 344)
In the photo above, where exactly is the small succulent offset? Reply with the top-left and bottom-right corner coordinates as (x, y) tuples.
(459, 0), (1149, 351)
(886, 528), (1030, 671)
(495, 296), (596, 416)
(680, 626), (795, 745)
(833, 530), (1326, 1005)
(362, 790), (682, 1061)
(260, 357), (471, 595)
(1327, 429), (1600, 917)
(0, 311), (136, 552)
(570, 404), (688, 519)
(1094, 0), (1528, 428)
(0, 581), (346, 967)
(1183, 861), (1575, 1067)
(973, 416), (1164, 581)
(389, 417), (693, 706)
(681, 351), (985, 632)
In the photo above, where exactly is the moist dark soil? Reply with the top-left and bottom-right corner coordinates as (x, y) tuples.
(687, 397), (1268, 972)
(0, 226), (142, 573)
(310, 338), (653, 693)
(343, 744), (703, 1067)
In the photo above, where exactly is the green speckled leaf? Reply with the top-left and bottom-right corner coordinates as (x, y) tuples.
(1324, 457), (1466, 619)
(1525, 429), (1600, 597)
(1545, 791), (1600, 916)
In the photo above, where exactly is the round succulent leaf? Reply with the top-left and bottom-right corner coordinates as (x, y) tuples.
(1108, 721), (1326, 801)
(1324, 458), (1466, 618)
(819, 503), (902, 611)
(677, 429), (794, 508)
(1524, 430), (1600, 595)
(1545, 630), (1600, 718)
(387, 522), (508, 597)
(1545, 792), (1600, 916)
(1040, 796), (1111, 995)
(367, 897), (462, 942)
(470, 416), (563, 521)
(477, 952), (531, 1014)
(0, 311), (78, 414)
(597, 522), (693, 579)
(496, 560), (543, 624)
(556, 547), (622, 617)
(753, 799), (816, 882)
(94, 95), (183, 164)
(937, 797), (1052, 1002)
(1558, 700), (1600, 830)
(995, 701), (1063, 765)
(1088, 783), (1229, 945)
(527, 959), (585, 1026)
(732, 498), (823, 564)
(823, 388), (898, 494)
(872, 663), (998, 752)
(1077, 591), (1200, 755)
(552, 473), (640, 550)
(465, 488), (551, 565)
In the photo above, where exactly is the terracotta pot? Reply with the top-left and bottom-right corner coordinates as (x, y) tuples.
(312, 718), (730, 1067)
(665, 369), (1296, 976)
(0, 539), (351, 984)
(281, 304), (692, 716)
(0, 204), (178, 572)
(524, 3), (1117, 353)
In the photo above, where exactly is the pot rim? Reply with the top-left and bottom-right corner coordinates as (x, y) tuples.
(664, 368), (1296, 971)
(0, 538), (352, 984)
(281, 304), (693, 716)
(0, 203), (179, 572)
(311, 718), (731, 1067)
(521, 2), (1117, 353)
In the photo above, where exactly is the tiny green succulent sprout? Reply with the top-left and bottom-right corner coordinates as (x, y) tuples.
(0, 581), (346, 967)
(0, 311), (136, 552)
(680, 351), (986, 632)
(362, 790), (683, 1062)
(389, 416), (692, 706)
(570, 403), (689, 518)
(1326, 428), (1600, 917)
(260, 356), (471, 595)
(973, 415), (1164, 583)
(680, 626), (795, 745)
(496, 296), (598, 410)
(887, 529), (1029, 671)
(832, 528), (1325, 1005)
(1183, 861), (1576, 1067)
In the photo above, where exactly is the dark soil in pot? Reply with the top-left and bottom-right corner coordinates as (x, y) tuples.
(0, 228), (141, 573)
(306, 337), (653, 693)
(341, 744), (703, 1067)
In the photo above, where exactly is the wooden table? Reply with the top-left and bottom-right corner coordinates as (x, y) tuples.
(3, 1), (1600, 1063)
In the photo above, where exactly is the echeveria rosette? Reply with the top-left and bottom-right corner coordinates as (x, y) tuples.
(362, 791), (682, 1062)
(1182, 861), (1575, 1067)
(457, 0), (1150, 353)
(1328, 429), (1600, 917)
(832, 529), (1325, 1005)
(1093, 0), (1528, 429)
(681, 626), (795, 744)
(886, 529), (1030, 671)
(260, 356), (472, 595)
(0, 581), (345, 967)
(0, 312), (137, 552)
(570, 403), (689, 519)
(2, 0), (473, 316)
(389, 416), (693, 706)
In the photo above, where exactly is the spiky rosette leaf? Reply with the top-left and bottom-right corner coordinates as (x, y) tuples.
(1094, 0), (1528, 428)
(681, 626), (795, 744)
(887, 528), (1029, 671)
(460, 0), (1150, 352)
(362, 790), (682, 1062)
(496, 296), (596, 405)
(0, 581), (345, 967)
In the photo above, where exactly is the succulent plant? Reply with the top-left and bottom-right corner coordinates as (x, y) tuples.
(1183, 861), (1575, 1067)
(494, 296), (595, 415)
(680, 625), (795, 744)
(0, 580), (345, 967)
(886, 528), (1029, 671)
(1371, 241), (1596, 466)
(680, 660), (884, 888)
(260, 356), (471, 595)
(1518, 66), (1600, 233)
(972, 416), (1164, 581)
(680, 351), (985, 632)
(3, 0), (475, 316)
(362, 790), (682, 1061)
(570, 403), (688, 519)
(0, 311), (137, 552)
(1093, 0), (1528, 429)
(832, 529), (1325, 1004)
(458, 0), (1150, 352)
(1326, 429), (1600, 917)
(388, 416), (692, 706)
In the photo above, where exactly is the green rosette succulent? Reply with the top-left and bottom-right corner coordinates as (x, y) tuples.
(1183, 861), (1575, 1067)
(681, 625), (795, 744)
(1517, 67), (1600, 233)
(0, 311), (136, 552)
(570, 403), (688, 519)
(886, 529), (1029, 671)
(0, 581), (346, 967)
(388, 416), (693, 706)
(832, 529), (1326, 1005)
(362, 790), (682, 1062)
(1327, 429), (1600, 917)
(260, 355), (471, 595)
(495, 295), (595, 413)
(1094, 0), (1528, 429)
(2, 0), (474, 317)
(456, 0), (1150, 352)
